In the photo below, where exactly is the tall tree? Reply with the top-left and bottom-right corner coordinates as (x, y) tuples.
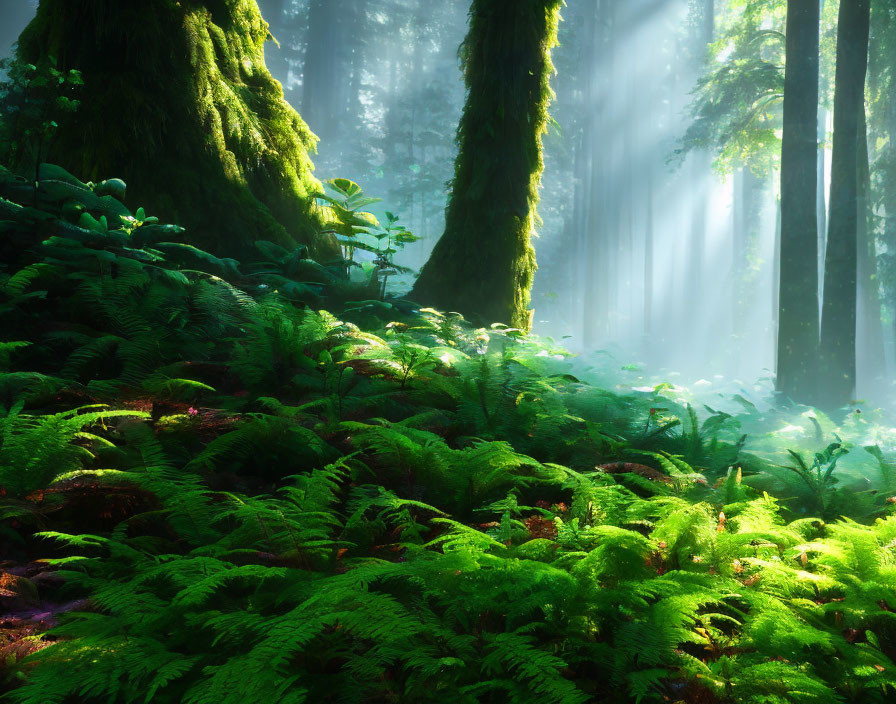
(12, 0), (338, 259)
(257, 0), (301, 104)
(582, 0), (609, 347)
(856, 104), (886, 391)
(301, 0), (358, 143)
(776, 0), (820, 403)
(410, 0), (563, 328)
(819, 0), (871, 408)
(732, 168), (765, 334)
(816, 0), (828, 311)
(686, 0), (715, 314)
(867, 0), (896, 373)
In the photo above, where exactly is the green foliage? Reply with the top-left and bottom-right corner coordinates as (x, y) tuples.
(0, 403), (146, 497)
(676, 1), (785, 174)
(775, 438), (850, 520)
(3, 162), (896, 703)
(0, 56), (83, 173)
(677, 0), (840, 175)
(318, 178), (420, 298)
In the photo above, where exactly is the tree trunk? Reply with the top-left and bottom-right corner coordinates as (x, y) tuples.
(819, 0), (871, 408)
(732, 168), (764, 335)
(816, 1), (827, 313)
(686, 0), (714, 330)
(773, 194), (782, 359)
(411, 0), (563, 329)
(644, 165), (654, 336)
(817, 106), (828, 309)
(583, 0), (613, 347)
(302, 0), (354, 142)
(888, 40), (896, 362)
(0, 0), (36, 60)
(14, 0), (338, 260)
(856, 101), (886, 393)
(571, 22), (594, 344)
(776, 0), (820, 403)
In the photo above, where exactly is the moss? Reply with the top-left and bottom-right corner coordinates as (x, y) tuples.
(14, 0), (339, 260)
(411, 0), (562, 330)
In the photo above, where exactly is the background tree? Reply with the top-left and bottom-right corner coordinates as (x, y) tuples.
(867, 0), (896, 388)
(0, 0), (36, 65)
(10, 0), (339, 259)
(776, 0), (821, 403)
(677, 0), (785, 355)
(819, 0), (871, 408)
(300, 0), (361, 143)
(410, 0), (563, 329)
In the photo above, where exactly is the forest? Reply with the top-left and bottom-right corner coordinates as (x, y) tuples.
(0, 0), (896, 702)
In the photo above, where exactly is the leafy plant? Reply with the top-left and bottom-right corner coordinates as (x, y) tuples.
(3, 160), (896, 704)
(316, 178), (419, 298)
(777, 438), (850, 519)
(0, 57), (83, 185)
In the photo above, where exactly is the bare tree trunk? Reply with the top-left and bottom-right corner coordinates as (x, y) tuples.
(819, 0), (871, 408)
(733, 168), (764, 338)
(856, 102), (886, 393)
(583, 0), (607, 347)
(644, 164), (654, 336)
(777, 0), (821, 403)
(773, 194), (782, 370)
(302, 0), (354, 141)
(816, 0), (827, 314)
(817, 106), (828, 310)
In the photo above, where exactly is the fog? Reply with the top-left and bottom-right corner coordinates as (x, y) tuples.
(3, 0), (892, 405)
(532, 0), (780, 390)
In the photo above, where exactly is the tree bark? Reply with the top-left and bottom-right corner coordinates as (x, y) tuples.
(817, 106), (828, 308)
(819, 0), (871, 408)
(856, 101), (886, 393)
(816, 2), (827, 312)
(732, 168), (764, 335)
(644, 165), (654, 336)
(583, 0), (614, 347)
(888, 33), (896, 361)
(776, 0), (821, 403)
(14, 0), (338, 260)
(410, 0), (563, 329)
(773, 194), (782, 357)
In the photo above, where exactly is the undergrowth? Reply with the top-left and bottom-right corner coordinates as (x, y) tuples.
(1, 162), (896, 703)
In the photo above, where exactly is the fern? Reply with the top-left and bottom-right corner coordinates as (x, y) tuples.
(0, 403), (147, 496)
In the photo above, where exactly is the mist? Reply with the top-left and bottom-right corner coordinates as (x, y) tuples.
(3, 0), (893, 406)
(254, 0), (891, 406)
(5, 1), (896, 698)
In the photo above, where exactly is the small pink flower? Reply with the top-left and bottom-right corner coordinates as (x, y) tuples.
(187, 407), (199, 417)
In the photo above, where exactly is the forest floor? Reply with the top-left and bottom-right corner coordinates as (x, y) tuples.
(2, 163), (896, 703)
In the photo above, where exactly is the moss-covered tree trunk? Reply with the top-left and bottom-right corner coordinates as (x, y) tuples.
(14, 0), (339, 260)
(410, 0), (562, 330)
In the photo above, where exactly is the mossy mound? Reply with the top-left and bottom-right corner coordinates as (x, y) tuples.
(14, 0), (339, 260)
